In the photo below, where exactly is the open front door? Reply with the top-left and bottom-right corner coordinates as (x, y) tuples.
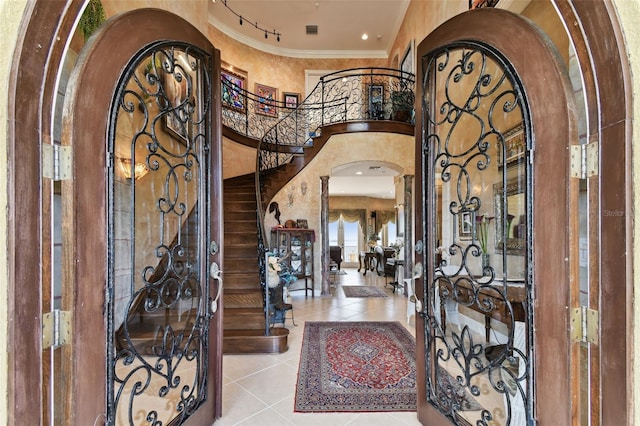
(62, 10), (223, 424)
(414, 9), (576, 425)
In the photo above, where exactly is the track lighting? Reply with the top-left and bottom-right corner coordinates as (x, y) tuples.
(215, 1), (281, 42)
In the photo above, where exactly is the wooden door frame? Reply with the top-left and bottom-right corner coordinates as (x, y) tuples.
(415, 8), (576, 424)
(413, 3), (632, 424)
(7, 4), (224, 424)
(554, 3), (633, 423)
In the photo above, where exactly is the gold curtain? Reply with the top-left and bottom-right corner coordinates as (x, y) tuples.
(328, 209), (366, 235)
(374, 210), (396, 234)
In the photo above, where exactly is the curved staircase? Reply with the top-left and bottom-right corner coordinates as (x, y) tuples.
(223, 174), (288, 353)
(221, 67), (415, 354)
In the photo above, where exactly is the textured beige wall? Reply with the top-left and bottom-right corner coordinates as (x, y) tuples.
(222, 137), (257, 179)
(264, 132), (413, 286)
(0, 1), (28, 422)
(388, 0), (466, 70)
(102, 0), (208, 34)
(208, 25), (387, 100)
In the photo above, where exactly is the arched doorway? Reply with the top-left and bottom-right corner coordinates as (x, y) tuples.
(8, 5), (224, 425)
(412, 5), (632, 425)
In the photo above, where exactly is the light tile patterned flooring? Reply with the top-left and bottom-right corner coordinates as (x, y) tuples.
(218, 267), (422, 426)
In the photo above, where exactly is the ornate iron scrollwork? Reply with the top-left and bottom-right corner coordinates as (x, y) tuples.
(421, 42), (533, 425)
(107, 42), (212, 426)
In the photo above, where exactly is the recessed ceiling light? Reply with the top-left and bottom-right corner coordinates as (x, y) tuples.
(355, 171), (363, 175)
(361, 33), (368, 40)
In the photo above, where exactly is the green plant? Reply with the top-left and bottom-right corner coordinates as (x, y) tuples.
(78, 0), (106, 41)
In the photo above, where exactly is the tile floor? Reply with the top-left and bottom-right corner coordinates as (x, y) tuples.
(218, 267), (423, 426)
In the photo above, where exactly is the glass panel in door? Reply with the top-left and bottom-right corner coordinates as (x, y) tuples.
(423, 44), (531, 425)
(107, 44), (212, 425)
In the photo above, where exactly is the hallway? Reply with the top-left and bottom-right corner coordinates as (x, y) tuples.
(219, 267), (422, 425)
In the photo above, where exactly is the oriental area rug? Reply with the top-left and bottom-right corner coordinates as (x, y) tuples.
(294, 321), (416, 412)
(341, 285), (388, 298)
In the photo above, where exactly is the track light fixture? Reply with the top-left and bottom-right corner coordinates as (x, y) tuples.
(218, 0), (281, 42)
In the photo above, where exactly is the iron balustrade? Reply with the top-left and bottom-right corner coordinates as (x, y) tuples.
(221, 67), (415, 332)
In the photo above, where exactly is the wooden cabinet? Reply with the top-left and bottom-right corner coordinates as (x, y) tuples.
(271, 228), (315, 297)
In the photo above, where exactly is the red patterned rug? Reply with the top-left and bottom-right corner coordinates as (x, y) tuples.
(294, 321), (416, 412)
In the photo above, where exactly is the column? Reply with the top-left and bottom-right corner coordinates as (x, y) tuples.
(320, 176), (331, 295)
(403, 175), (414, 294)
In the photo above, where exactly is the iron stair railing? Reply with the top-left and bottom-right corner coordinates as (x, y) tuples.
(221, 67), (415, 333)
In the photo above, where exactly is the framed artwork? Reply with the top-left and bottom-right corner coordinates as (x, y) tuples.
(255, 83), (278, 117)
(368, 84), (384, 119)
(283, 92), (300, 109)
(400, 40), (415, 75)
(221, 65), (247, 113)
(470, 0), (499, 9)
(498, 124), (525, 169)
(458, 211), (473, 240)
(164, 68), (190, 142)
(296, 219), (308, 229)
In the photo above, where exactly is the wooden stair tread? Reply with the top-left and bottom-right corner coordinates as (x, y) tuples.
(223, 328), (289, 354)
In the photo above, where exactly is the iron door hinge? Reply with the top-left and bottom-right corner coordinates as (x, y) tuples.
(570, 306), (599, 344)
(570, 141), (598, 179)
(42, 144), (72, 181)
(43, 309), (71, 349)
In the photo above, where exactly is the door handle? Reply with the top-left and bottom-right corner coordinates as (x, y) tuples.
(410, 261), (423, 313)
(209, 262), (223, 315)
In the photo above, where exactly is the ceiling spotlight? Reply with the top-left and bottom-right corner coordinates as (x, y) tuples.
(277, 34), (280, 42)
(355, 171), (363, 175)
(361, 33), (368, 40)
(239, 16), (243, 25)
(265, 31), (268, 39)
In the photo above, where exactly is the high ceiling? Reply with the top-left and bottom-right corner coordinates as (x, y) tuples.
(209, 1), (411, 199)
(208, 0), (411, 58)
(329, 161), (401, 199)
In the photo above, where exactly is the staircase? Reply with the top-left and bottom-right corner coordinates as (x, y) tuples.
(259, 121), (414, 210)
(223, 173), (289, 353)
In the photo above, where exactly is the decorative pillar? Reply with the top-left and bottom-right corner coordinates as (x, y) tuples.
(403, 175), (414, 295)
(320, 176), (331, 295)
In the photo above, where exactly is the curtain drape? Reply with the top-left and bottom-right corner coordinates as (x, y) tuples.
(328, 209), (366, 235)
(374, 210), (396, 234)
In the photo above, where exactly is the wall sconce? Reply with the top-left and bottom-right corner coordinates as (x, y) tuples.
(117, 157), (150, 181)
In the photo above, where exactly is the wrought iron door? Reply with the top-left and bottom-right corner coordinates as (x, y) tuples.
(107, 42), (219, 425)
(419, 42), (532, 426)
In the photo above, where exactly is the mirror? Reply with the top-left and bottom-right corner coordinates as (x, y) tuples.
(494, 177), (525, 255)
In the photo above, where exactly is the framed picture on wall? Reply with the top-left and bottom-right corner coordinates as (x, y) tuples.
(469, 0), (499, 9)
(221, 64), (247, 113)
(458, 211), (473, 240)
(368, 84), (384, 119)
(498, 124), (525, 169)
(283, 92), (300, 109)
(255, 83), (278, 117)
(400, 40), (415, 75)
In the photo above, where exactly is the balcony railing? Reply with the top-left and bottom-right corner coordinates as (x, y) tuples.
(253, 67), (415, 226)
(221, 67), (415, 332)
